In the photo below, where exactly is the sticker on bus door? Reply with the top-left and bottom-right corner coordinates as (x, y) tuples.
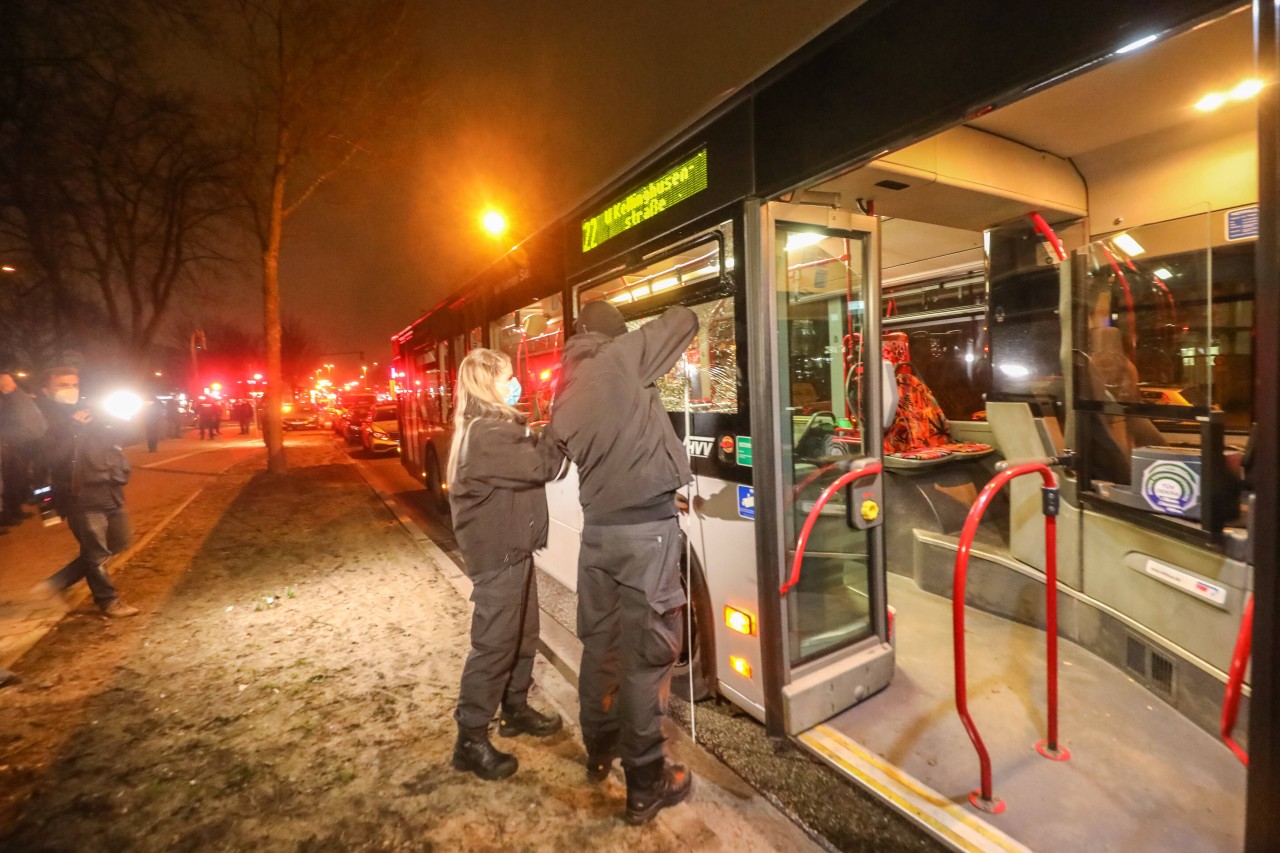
(686, 435), (715, 458)
(737, 485), (755, 520)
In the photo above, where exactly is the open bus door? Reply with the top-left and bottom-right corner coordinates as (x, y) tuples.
(752, 201), (895, 735)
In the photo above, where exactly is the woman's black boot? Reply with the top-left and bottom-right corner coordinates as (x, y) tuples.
(451, 724), (518, 780)
(498, 704), (563, 738)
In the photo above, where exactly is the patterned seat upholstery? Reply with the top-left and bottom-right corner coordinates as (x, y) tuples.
(880, 332), (992, 462)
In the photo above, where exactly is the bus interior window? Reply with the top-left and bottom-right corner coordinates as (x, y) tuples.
(491, 294), (564, 423)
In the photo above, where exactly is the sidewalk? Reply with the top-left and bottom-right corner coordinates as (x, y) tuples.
(0, 427), (264, 670)
(0, 436), (822, 851)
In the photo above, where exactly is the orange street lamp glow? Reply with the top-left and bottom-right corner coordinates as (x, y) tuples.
(481, 209), (507, 237)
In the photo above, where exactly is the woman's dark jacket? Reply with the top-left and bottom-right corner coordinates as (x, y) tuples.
(448, 418), (564, 604)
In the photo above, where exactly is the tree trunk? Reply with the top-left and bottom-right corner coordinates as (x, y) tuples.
(262, 134), (289, 474)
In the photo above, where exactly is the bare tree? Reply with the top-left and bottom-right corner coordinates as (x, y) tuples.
(0, 1), (237, 372)
(198, 0), (428, 473)
(65, 86), (236, 361)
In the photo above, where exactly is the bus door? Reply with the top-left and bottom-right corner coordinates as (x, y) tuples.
(758, 201), (894, 735)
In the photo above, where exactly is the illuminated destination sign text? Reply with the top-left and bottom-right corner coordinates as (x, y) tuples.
(582, 148), (708, 252)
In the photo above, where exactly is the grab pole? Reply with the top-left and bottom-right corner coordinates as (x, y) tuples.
(780, 457), (882, 596)
(953, 460), (1068, 814)
(1222, 593), (1254, 765)
(681, 355), (696, 743)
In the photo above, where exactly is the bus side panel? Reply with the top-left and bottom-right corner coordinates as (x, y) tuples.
(684, 473), (766, 712)
(536, 464), (584, 592)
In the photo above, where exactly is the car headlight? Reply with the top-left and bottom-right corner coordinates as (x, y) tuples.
(371, 429), (388, 439)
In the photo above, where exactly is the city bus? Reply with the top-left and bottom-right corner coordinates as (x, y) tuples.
(394, 2), (1279, 849)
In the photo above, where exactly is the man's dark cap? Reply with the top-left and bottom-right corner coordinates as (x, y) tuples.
(575, 300), (627, 338)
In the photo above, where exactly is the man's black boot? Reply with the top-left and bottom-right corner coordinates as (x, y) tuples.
(451, 724), (518, 780)
(624, 760), (693, 825)
(583, 730), (620, 783)
(498, 704), (563, 738)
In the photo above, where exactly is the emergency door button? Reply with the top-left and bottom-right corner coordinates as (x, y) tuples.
(860, 500), (879, 522)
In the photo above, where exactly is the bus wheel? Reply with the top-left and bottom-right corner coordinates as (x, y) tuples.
(673, 544), (716, 703)
(424, 449), (449, 515)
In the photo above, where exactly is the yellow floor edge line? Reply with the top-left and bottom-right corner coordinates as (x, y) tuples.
(810, 725), (1026, 852)
(798, 726), (1032, 853)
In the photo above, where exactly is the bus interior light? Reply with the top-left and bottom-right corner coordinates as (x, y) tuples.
(785, 232), (825, 251)
(1153, 268), (1173, 280)
(724, 606), (755, 636)
(1231, 78), (1264, 100)
(1112, 233), (1145, 256)
(729, 656), (752, 679)
(1115, 34), (1158, 55)
(651, 276), (679, 292)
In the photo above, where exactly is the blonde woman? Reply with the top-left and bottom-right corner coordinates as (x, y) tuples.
(447, 347), (565, 780)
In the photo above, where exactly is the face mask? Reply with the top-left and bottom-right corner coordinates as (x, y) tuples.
(503, 377), (522, 407)
(53, 388), (80, 405)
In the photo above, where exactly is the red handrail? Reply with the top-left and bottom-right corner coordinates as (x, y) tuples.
(1222, 593), (1254, 765)
(954, 461), (1068, 813)
(1029, 212), (1068, 262)
(780, 460), (882, 596)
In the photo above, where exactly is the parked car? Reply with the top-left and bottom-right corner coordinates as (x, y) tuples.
(282, 402), (320, 430)
(335, 394), (378, 443)
(361, 405), (401, 454)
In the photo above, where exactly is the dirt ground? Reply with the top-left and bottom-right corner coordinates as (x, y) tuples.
(0, 442), (691, 852)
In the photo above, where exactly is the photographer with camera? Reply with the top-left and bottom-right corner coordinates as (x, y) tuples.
(31, 367), (140, 617)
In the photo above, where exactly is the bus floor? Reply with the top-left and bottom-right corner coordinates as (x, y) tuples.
(807, 573), (1246, 853)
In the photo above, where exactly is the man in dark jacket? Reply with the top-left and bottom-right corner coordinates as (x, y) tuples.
(31, 367), (139, 617)
(550, 300), (698, 824)
(0, 369), (47, 528)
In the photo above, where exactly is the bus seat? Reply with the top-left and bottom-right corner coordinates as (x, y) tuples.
(881, 332), (993, 466)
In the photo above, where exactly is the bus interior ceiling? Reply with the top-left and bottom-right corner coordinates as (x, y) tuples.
(795, 9), (1251, 851)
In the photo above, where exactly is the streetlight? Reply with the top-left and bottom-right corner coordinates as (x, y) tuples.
(481, 209), (507, 238)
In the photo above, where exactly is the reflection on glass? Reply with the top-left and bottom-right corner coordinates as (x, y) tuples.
(1075, 211), (1255, 488)
(491, 295), (564, 423)
(776, 225), (873, 663)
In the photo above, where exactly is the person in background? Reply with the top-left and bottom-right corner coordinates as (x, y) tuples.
(196, 396), (219, 440)
(143, 397), (165, 453)
(233, 399), (254, 435)
(31, 367), (139, 617)
(0, 369), (47, 529)
(447, 348), (565, 781)
(550, 299), (698, 825)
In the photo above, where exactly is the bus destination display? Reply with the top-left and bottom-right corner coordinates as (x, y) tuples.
(582, 148), (708, 252)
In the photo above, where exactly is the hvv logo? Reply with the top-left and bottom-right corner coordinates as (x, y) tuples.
(685, 435), (715, 458)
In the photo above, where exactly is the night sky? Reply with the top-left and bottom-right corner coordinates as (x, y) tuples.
(229, 2), (861, 381)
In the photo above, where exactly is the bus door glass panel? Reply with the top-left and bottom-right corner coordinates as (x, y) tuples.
(776, 223), (874, 662)
(576, 224), (736, 415)
(438, 340), (453, 422)
(1072, 212), (1253, 517)
(491, 295), (565, 423)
